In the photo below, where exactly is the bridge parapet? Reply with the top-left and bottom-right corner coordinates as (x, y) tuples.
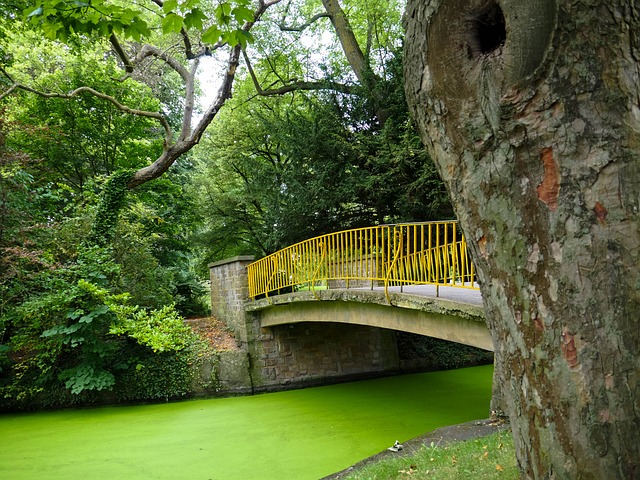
(247, 221), (479, 301)
(209, 255), (254, 344)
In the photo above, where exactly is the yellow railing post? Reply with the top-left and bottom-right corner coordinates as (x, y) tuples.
(310, 241), (326, 299)
(384, 227), (404, 303)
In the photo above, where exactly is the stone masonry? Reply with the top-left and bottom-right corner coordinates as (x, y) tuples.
(209, 255), (254, 345)
(249, 321), (400, 390)
(209, 256), (401, 392)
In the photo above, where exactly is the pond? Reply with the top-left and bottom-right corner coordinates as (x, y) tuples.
(0, 365), (493, 480)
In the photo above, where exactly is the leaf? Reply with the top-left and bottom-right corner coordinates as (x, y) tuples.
(496, 464), (504, 471)
(237, 29), (253, 46)
(161, 12), (184, 34)
(163, 0), (178, 14)
(202, 25), (221, 44)
(42, 327), (60, 338)
(183, 8), (207, 30)
(180, 0), (201, 12)
(231, 5), (254, 24)
(214, 3), (232, 24)
(41, 21), (62, 40)
(67, 308), (84, 320)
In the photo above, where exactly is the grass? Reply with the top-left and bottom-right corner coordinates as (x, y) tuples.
(342, 429), (518, 479)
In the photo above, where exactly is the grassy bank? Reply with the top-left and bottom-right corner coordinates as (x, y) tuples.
(341, 429), (518, 479)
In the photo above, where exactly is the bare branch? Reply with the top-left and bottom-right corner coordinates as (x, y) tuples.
(180, 59), (198, 141)
(109, 34), (134, 73)
(181, 29), (196, 59)
(242, 49), (352, 98)
(132, 44), (190, 81)
(0, 84), (18, 101)
(243, 48), (265, 93)
(127, 0), (285, 188)
(277, 12), (330, 32)
(0, 66), (19, 100)
(258, 80), (353, 96)
(191, 44), (243, 144)
(128, 44), (243, 188)
(5, 81), (172, 144)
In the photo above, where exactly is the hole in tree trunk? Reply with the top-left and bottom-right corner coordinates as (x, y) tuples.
(468, 1), (506, 57)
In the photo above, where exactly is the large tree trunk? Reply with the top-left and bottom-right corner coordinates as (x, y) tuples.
(404, 0), (639, 478)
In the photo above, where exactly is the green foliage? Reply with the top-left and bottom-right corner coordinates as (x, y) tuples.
(88, 169), (134, 247)
(58, 364), (115, 395)
(191, 46), (452, 261)
(24, 0), (151, 41)
(113, 170), (210, 315)
(114, 341), (207, 402)
(110, 304), (194, 353)
(23, 0), (255, 46)
(0, 228), (208, 408)
(11, 250), (121, 396)
(2, 28), (165, 191)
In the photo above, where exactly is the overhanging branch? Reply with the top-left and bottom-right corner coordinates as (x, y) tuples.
(3, 79), (172, 144)
(131, 44), (190, 82)
(109, 34), (134, 73)
(242, 49), (353, 97)
(278, 12), (330, 32)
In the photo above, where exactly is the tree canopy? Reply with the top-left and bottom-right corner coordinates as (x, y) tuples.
(0, 0), (451, 408)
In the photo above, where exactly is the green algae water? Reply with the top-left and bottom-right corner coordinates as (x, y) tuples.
(0, 365), (492, 480)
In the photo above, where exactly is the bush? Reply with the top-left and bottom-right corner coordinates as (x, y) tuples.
(0, 245), (210, 410)
(114, 341), (207, 403)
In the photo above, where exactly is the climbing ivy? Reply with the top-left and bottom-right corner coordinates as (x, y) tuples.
(88, 169), (134, 247)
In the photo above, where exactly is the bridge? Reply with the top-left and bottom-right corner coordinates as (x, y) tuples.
(209, 221), (495, 398)
(245, 221), (490, 350)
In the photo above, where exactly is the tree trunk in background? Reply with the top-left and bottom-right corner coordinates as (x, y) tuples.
(404, 0), (639, 478)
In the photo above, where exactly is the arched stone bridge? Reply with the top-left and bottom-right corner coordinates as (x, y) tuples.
(246, 286), (491, 351)
(209, 251), (494, 399)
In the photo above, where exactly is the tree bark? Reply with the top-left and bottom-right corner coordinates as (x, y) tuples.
(404, 0), (640, 478)
(321, 0), (388, 124)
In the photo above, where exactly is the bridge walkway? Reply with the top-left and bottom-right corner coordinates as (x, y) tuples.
(362, 284), (483, 306)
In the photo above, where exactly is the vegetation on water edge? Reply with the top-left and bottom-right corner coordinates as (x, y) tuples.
(342, 429), (518, 480)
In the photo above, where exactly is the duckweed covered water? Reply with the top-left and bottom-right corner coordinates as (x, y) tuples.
(0, 365), (493, 480)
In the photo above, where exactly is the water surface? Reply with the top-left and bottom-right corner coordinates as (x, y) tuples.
(0, 365), (492, 479)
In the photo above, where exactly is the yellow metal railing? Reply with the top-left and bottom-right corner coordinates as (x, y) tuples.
(247, 221), (478, 301)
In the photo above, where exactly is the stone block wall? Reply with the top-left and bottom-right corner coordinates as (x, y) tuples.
(247, 318), (400, 390)
(209, 255), (402, 394)
(209, 256), (254, 343)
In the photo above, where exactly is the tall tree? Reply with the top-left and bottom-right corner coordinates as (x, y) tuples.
(191, 46), (452, 260)
(1, 0), (283, 189)
(2, 0), (407, 194)
(404, 0), (639, 477)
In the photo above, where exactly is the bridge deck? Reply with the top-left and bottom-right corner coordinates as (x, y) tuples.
(367, 285), (483, 306)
